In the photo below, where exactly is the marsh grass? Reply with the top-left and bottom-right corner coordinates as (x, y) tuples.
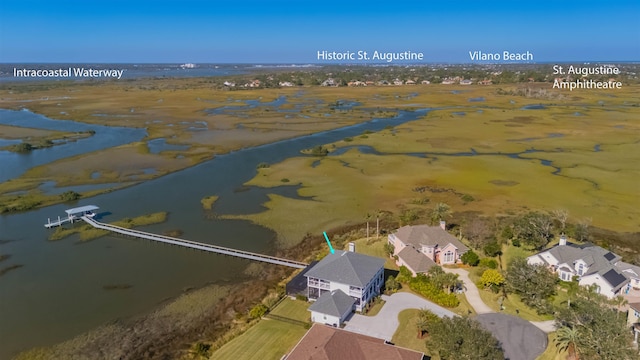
(48, 212), (168, 241)
(201, 195), (219, 210)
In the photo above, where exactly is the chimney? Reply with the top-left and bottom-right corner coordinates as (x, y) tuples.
(559, 234), (567, 246)
(439, 220), (446, 230)
(348, 242), (355, 252)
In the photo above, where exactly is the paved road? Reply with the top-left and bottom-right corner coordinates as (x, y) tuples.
(476, 313), (548, 360)
(443, 267), (494, 314)
(344, 292), (456, 340)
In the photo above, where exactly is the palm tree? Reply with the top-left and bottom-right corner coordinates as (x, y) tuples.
(431, 203), (452, 226)
(611, 295), (628, 318)
(554, 326), (580, 360)
(365, 212), (372, 239)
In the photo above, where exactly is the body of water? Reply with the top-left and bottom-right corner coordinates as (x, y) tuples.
(0, 108), (429, 358)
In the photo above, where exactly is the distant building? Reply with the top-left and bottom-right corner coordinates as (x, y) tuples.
(389, 222), (468, 276)
(405, 80), (416, 85)
(287, 324), (425, 360)
(279, 81), (294, 87)
(321, 78), (339, 87)
(421, 80), (431, 85)
(459, 79), (473, 85)
(527, 237), (635, 299)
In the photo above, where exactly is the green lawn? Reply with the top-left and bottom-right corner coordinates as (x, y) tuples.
(501, 244), (533, 269)
(268, 298), (310, 322)
(210, 318), (308, 360)
(344, 237), (398, 270)
(391, 309), (430, 356)
(210, 298), (311, 360)
(536, 333), (565, 360)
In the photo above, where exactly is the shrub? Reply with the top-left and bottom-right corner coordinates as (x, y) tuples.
(248, 304), (268, 319)
(409, 274), (459, 308)
(59, 191), (81, 202)
(461, 194), (475, 203)
(256, 162), (270, 169)
(11, 142), (33, 152)
(461, 250), (480, 266)
(479, 258), (498, 269)
(397, 266), (413, 283)
(343, 137), (353, 142)
(483, 241), (502, 257)
(385, 275), (401, 293)
(280, 178), (290, 183)
(511, 238), (521, 247)
(295, 294), (308, 302)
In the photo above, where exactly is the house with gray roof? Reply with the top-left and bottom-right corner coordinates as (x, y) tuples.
(308, 289), (356, 327)
(527, 236), (632, 299)
(388, 222), (468, 275)
(305, 249), (385, 313)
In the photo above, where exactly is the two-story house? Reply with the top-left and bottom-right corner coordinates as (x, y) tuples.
(305, 248), (385, 325)
(527, 236), (631, 299)
(388, 222), (469, 275)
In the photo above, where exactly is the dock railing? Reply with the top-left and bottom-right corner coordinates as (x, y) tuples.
(81, 216), (308, 269)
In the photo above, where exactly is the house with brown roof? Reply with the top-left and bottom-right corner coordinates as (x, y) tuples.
(388, 222), (469, 275)
(287, 324), (426, 360)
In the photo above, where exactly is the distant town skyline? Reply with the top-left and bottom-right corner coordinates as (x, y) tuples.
(1, 0), (638, 63)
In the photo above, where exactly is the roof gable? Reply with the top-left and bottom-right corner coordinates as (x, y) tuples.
(393, 225), (468, 253)
(305, 250), (385, 287)
(308, 289), (355, 317)
(397, 246), (436, 273)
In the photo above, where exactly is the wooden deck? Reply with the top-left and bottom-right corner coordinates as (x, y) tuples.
(81, 216), (308, 269)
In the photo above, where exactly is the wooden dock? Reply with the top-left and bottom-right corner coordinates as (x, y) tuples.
(81, 216), (308, 269)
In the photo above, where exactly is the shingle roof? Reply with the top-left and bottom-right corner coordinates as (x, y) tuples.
(616, 261), (640, 279)
(393, 225), (468, 253)
(548, 242), (621, 277)
(629, 303), (640, 313)
(308, 289), (356, 317)
(602, 269), (628, 291)
(305, 250), (385, 287)
(397, 246), (436, 273)
(287, 324), (424, 360)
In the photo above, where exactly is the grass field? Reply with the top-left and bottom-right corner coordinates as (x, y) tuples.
(267, 298), (310, 322)
(224, 84), (639, 253)
(391, 309), (430, 356)
(210, 298), (310, 360)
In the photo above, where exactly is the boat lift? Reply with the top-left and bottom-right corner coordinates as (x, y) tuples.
(44, 205), (99, 228)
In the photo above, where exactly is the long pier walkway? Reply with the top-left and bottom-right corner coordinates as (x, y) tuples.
(81, 216), (308, 269)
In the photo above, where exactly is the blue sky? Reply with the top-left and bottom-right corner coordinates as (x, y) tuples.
(1, 0), (638, 63)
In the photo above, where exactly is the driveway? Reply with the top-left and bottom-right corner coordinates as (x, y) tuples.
(343, 292), (456, 340)
(476, 313), (548, 360)
(442, 267), (493, 314)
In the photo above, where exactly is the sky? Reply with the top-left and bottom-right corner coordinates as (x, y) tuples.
(0, 0), (639, 63)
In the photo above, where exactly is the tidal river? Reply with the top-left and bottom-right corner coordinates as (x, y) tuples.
(0, 108), (429, 358)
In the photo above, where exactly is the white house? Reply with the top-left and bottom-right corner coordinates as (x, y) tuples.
(388, 222), (469, 275)
(308, 289), (355, 327)
(305, 249), (385, 313)
(527, 237), (632, 299)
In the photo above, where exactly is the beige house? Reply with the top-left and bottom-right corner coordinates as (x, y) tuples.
(628, 303), (640, 344)
(388, 222), (468, 275)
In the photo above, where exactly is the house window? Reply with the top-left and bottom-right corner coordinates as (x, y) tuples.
(443, 251), (454, 263)
(577, 263), (584, 276)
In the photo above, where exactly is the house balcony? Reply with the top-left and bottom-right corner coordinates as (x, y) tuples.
(308, 280), (330, 290)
